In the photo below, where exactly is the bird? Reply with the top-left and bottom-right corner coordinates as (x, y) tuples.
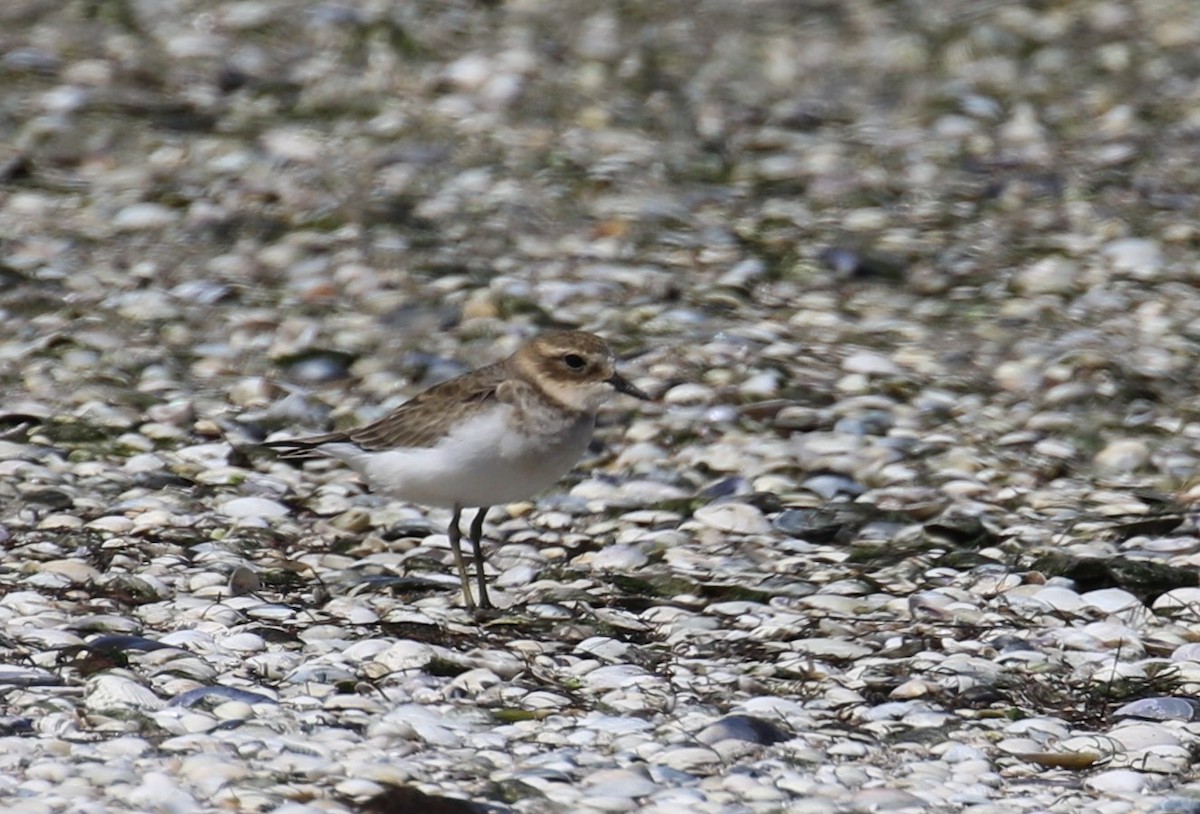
(264, 329), (651, 610)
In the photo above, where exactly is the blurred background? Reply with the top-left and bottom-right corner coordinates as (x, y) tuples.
(4, 0), (1198, 436)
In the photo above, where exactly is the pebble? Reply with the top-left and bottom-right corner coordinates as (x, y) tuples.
(1095, 439), (1151, 473)
(586, 544), (649, 570)
(585, 768), (660, 798)
(85, 674), (165, 712)
(848, 789), (928, 810)
(1114, 698), (1200, 723)
(1014, 256), (1078, 295)
(112, 203), (178, 231)
(662, 384), (715, 405)
(696, 715), (791, 746)
(1081, 588), (1141, 616)
(692, 503), (771, 534)
(217, 497), (290, 519)
(1103, 238), (1164, 279)
(653, 747), (721, 771)
(842, 351), (900, 376)
(1086, 769), (1151, 794)
(0, 3), (1197, 814)
(1155, 589), (1200, 613)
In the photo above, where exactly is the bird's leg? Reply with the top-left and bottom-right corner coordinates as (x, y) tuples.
(469, 506), (492, 610)
(447, 505), (476, 609)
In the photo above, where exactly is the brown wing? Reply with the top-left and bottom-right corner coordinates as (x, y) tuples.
(264, 361), (509, 455)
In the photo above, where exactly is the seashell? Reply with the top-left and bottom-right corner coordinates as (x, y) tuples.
(86, 673), (165, 712)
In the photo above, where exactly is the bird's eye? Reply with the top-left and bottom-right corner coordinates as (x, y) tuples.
(563, 353), (587, 371)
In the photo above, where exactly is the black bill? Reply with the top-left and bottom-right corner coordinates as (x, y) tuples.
(609, 371), (652, 400)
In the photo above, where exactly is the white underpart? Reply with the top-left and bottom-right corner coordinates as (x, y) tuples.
(317, 403), (595, 508)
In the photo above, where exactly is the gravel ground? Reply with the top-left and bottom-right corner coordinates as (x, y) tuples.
(4, 1), (1200, 812)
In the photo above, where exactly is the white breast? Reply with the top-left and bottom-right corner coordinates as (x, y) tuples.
(318, 404), (595, 508)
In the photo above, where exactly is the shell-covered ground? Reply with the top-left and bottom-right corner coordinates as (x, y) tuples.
(3, 1), (1200, 812)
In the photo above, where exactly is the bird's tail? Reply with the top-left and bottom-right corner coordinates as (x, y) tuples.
(262, 432), (349, 459)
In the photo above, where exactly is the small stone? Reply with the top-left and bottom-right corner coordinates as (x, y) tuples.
(37, 514), (84, 530)
(1113, 697), (1200, 722)
(842, 351), (900, 376)
(575, 12), (622, 61)
(227, 377), (273, 408)
(1084, 769), (1148, 794)
(1080, 588), (1140, 615)
(1013, 256), (1078, 295)
(86, 516), (136, 533)
(217, 497), (290, 519)
(86, 674), (165, 712)
(696, 715), (790, 746)
(654, 746), (722, 771)
(994, 360), (1042, 394)
(663, 383), (715, 405)
(222, 632), (267, 652)
(890, 678), (934, 699)
(1032, 586), (1084, 613)
(1108, 722), (1179, 751)
(579, 664), (652, 691)
(376, 641), (434, 672)
(330, 508), (372, 533)
(112, 203), (178, 231)
(38, 560), (100, 583)
(1094, 439), (1150, 473)
(576, 637), (630, 662)
(847, 789), (928, 810)
(1155, 588), (1200, 612)
(773, 406), (822, 431)
(1103, 238), (1164, 279)
(228, 566), (260, 596)
(692, 503), (771, 534)
(718, 258), (767, 288)
(587, 544), (649, 571)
